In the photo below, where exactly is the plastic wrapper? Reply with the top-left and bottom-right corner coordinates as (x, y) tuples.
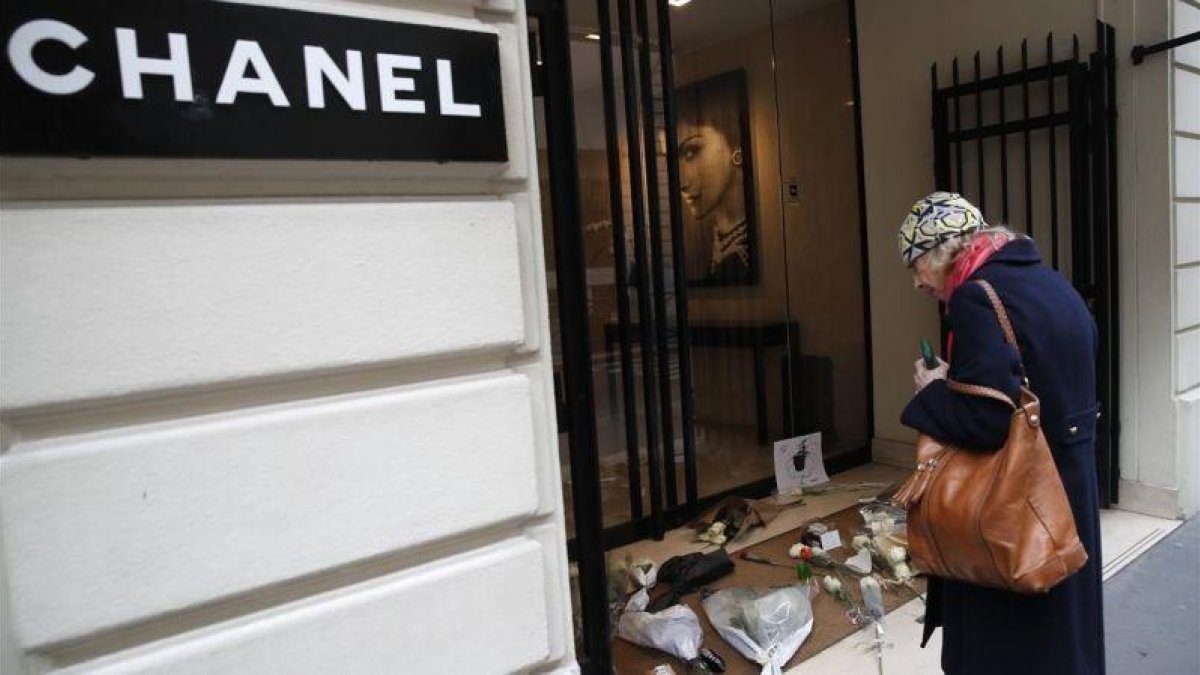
(701, 586), (813, 675)
(618, 605), (704, 663)
(859, 501), (907, 535)
(624, 559), (660, 612)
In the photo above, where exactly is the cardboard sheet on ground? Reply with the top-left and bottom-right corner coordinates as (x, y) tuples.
(612, 504), (926, 675)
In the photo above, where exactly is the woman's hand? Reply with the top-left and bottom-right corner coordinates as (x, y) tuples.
(914, 357), (949, 391)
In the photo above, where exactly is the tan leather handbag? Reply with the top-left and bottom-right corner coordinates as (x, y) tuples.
(893, 280), (1088, 594)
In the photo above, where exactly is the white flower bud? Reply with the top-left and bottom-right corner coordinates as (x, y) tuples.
(822, 575), (843, 595)
(893, 562), (913, 580)
(710, 522), (727, 535)
(788, 543), (805, 559)
(888, 546), (908, 564)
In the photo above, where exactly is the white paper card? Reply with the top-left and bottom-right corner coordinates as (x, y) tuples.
(819, 530), (843, 551)
(773, 432), (828, 494)
(846, 547), (873, 574)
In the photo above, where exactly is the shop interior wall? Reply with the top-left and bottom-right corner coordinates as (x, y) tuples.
(673, 2), (870, 449)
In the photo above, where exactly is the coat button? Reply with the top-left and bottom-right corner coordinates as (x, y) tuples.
(1069, 426), (1079, 435)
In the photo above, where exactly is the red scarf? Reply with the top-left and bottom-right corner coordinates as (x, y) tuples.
(945, 231), (1014, 361)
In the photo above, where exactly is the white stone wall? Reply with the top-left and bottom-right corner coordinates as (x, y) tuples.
(0, 1), (577, 673)
(1173, 0), (1200, 517)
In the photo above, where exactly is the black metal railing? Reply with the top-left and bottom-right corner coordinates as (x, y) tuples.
(1131, 30), (1200, 65)
(931, 21), (1120, 507)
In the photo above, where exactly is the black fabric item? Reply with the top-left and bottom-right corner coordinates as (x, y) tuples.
(901, 238), (1105, 675)
(646, 550), (734, 613)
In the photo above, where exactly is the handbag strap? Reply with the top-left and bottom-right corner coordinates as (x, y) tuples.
(947, 379), (1016, 409)
(945, 279), (1027, 409)
(973, 280), (1018, 354)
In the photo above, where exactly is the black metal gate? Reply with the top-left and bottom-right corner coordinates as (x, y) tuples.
(930, 21), (1119, 507)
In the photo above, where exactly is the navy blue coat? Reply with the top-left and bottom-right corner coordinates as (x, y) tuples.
(901, 238), (1105, 675)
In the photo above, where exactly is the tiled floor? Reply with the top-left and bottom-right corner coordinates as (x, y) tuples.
(603, 462), (1182, 675)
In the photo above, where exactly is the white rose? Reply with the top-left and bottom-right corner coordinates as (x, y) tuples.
(709, 522), (726, 535)
(712, 534), (727, 546)
(822, 575), (843, 595)
(888, 546), (908, 564)
(788, 543), (805, 559)
(893, 562), (914, 580)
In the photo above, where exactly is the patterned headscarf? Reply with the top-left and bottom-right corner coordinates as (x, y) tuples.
(898, 191), (988, 266)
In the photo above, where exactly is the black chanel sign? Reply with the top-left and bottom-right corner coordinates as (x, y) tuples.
(1, 0), (507, 161)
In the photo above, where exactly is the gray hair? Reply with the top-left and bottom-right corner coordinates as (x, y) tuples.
(922, 225), (1018, 274)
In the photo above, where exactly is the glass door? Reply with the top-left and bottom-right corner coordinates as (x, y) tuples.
(767, 0), (872, 464)
(669, 0), (801, 502)
(539, 0), (873, 549)
(534, 0), (873, 670)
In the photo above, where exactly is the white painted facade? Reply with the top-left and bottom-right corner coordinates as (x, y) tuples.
(0, 0), (577, 673)
(1171, 0), (1200, 517)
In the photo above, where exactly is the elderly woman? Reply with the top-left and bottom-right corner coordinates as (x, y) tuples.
(898, 192), (1105, 675)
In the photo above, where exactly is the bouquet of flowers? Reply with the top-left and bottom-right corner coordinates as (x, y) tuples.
(702, 586), (814, 675)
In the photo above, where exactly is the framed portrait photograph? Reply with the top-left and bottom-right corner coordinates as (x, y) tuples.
(675, 69), (758, 287)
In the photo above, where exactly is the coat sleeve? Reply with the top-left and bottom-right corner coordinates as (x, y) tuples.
(901, 281), (1023, 451)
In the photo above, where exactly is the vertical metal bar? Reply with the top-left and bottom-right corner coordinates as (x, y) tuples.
(932, 63), (952, 356)
(932, 64), (951, 190)
(1092, 20), (1120, 507)
(1104, 20), (1120, 503)
(848, 0), (877, 454)
(534, 2), (610, 669)
(974, 51), (986, 212)
(952, 58), (963, 192)
(1022, 39), (1033, 235)
(655, 0), (699, 510)
(1070, 34), (1087, 283)
(1067, 69), (1089, 289)
(596, 0), (643, 522)
(634, 0), (677, 511)
(617, 0), (664, 540)
(1089, 45), (1113, 509)
(998, 45), (1009, 223)
(1047, 32), (1060, 269)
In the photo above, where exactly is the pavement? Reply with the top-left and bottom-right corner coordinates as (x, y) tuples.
(1103, 515), (1200, 675)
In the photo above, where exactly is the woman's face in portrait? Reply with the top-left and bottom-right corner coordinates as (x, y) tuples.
(678, 124), (741, 220)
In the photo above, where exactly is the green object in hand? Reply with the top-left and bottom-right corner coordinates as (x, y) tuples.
(919, 337), (938, 369)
